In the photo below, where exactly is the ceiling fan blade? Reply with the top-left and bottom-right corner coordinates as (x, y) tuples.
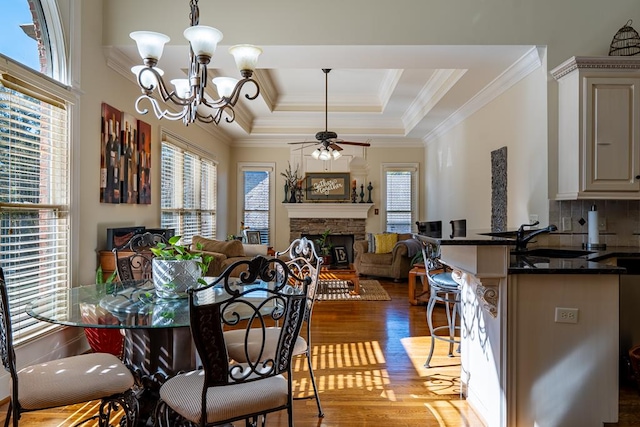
(337, 141), (371, 147)
(328, 143), (343, 151)
(288, 141), (316, 145)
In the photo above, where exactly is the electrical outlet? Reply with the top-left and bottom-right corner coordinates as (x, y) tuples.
(562, 217), (572, 232)
(555, 307), (579, 324)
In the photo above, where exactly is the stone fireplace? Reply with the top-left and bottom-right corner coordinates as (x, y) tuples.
(283, 203), (373, 263)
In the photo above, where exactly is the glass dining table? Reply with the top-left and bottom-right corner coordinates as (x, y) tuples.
(26, 278), (277, 425)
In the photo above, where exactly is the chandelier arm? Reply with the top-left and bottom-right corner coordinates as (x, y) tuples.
(134, 95), (189, 121)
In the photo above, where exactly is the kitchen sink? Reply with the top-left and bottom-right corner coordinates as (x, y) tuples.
(515, 248), (594, 258)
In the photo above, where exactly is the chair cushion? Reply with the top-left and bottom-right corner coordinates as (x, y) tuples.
(224, 327), (307, 362)
(160, 369), (288, 424)
(16, 352), (134, 410)
(374, 233), (398, 254)
(192, 236), (245, 258)
(430, 272), (458, 288)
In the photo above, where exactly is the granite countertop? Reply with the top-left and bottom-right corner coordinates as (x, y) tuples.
(415, 230), (639, 274)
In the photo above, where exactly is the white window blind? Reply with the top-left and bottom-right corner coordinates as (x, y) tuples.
(0, 77), (69, 344)
(385, 168), (416, 233)
(242, 169), (270, 245)
(161, 141), (216, 244)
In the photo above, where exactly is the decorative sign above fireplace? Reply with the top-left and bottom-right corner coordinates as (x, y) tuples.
(305, 173), (350, 201)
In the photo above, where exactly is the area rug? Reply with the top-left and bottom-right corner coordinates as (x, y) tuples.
(317, 279), (391, 301)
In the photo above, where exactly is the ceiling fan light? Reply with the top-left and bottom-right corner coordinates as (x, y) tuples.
(130, 31), (170, 63)
(332, 149), (342, 160)
(212, 76), (239, 97)
(319, 149), (331, 161)
(184, 25), (223, 63)
(311, 148), (321, 159)
(229, 44), (263, 74)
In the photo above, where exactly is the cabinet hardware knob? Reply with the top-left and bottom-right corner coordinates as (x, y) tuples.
(636, 175), (640, 180)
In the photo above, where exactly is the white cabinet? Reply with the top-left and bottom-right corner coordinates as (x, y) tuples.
(552, 56), (640, 199)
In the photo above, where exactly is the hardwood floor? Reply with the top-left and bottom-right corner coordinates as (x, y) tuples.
(2, 278), (639, 426)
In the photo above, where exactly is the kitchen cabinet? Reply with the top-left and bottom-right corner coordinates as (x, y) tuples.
(552, 56), (640, 200)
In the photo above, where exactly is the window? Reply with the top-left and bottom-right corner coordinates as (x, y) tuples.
(383, 164), (419, 233)
(1, 0), (67, 81)
(0, 71), (70, 344)
(0, 0), (71, 345)
(160, 135), (217, 244)
(238, 164), (274, 246)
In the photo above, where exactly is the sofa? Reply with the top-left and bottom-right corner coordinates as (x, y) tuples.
(353, 233), (422, 282)
(190, 236), (268, 277)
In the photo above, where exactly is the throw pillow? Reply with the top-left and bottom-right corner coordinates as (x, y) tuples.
(192, 236), (245, 257)
(366, 232), (376, 253)
(374, 233), (398, 254)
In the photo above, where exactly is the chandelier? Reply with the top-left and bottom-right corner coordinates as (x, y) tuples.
(129, 0), (262, 126)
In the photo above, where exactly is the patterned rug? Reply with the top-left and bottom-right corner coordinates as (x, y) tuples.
(317, 279), (391, 301)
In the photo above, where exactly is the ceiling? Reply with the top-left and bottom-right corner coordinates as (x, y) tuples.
(109, 42), (542, 149)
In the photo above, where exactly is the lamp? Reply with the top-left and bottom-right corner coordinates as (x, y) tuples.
(130, 0), (262, 126)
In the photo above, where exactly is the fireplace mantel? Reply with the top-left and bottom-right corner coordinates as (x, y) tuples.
(283, 203), (373, 219)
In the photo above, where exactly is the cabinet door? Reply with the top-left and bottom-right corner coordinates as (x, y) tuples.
(584, 77), (640, 192)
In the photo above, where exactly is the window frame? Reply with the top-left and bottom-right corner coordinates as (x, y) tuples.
(237, 162), (275, 246)
(160, 130), (218, 244)
(0, 57), (75, 345)
(381, 163), (419, 233)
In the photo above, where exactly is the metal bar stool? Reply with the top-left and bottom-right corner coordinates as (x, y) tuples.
(422, 242), (461, 368)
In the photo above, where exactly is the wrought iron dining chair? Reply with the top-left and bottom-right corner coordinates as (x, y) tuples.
(0, 267), (138, 426)
(155, 255), (309, 427)
(112, 231), (169, 283)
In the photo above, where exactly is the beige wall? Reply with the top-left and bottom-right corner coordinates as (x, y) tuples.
(426, 57), (549, 229)
(75, 1), (232, 285)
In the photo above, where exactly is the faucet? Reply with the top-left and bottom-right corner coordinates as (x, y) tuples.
(514, 221), (558, 252)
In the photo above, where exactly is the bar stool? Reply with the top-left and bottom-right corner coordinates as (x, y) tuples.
(422, 242), (461, 368)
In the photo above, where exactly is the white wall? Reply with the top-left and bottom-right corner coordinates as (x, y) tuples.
(426, 61), (548, 229)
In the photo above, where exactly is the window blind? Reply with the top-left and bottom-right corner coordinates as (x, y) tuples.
(386, 171), (413, 233)
(160, 141), (216, 244)
(242, 170), (270, 245)
(0, 81), (69, 344)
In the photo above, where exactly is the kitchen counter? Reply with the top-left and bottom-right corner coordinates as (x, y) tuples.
(414, 230), (622, 426)
(415, 230), (633, 274)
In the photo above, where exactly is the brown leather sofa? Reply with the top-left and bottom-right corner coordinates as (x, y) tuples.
(353, 233), (421, 282)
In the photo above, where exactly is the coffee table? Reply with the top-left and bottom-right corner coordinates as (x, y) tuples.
(320, 263), (360, 295)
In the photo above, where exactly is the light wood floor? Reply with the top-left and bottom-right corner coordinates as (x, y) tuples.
(2, 279), (639, 426)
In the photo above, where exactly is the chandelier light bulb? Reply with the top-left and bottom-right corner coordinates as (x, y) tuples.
(229, 45), (263, 76)
(332, 149), (342, 160)
(319, 149), (331, 161)
(171, 79), (191, 99)
(130, 31), (170, 65)
(183, 25), (223, 64)
(212, 77), (239, 98)
(311, 149), (321, 159)
(131, 65), (164, 90)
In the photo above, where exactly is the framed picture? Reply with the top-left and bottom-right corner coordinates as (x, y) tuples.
(100, 103), (121, 204)
(245, 230), (262, 245)
(332, 245), (349, 265)
(305, 173), (351, 201)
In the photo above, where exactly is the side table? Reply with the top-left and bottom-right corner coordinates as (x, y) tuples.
(408, 263), (429, 305)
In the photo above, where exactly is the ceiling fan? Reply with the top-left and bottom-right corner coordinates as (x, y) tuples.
(289, 69), (371, 160)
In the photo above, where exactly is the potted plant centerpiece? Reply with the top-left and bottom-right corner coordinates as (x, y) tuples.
(150, 235), (212, 299)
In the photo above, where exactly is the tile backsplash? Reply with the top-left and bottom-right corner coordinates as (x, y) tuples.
(546, 200), (640, 248)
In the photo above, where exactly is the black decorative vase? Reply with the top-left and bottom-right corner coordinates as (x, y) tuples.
(289, 189), (297, 203)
